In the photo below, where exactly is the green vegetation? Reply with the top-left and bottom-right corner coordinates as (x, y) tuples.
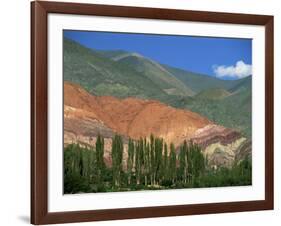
(195, 88), (231, 100)
(183, 87), (252, 137)
(163, 65), (245, 93)
(64, 135), (251, 194)
(112, 135), (123, 187)
(111, 53), (194, 96)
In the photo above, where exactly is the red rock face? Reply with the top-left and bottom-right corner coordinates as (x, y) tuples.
(64, 81), (211, 148)
(64, 81), (251, 168)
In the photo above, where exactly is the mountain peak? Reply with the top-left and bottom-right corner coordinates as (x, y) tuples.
(111, 52), (144, 61)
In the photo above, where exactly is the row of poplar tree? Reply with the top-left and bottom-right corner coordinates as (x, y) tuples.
(64, 134), (206, 193)
(126, 135), (206, 187)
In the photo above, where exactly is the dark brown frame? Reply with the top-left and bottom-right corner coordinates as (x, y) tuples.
(31, 1), (274, 224)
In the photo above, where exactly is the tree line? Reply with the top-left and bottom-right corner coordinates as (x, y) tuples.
(64, 134), (251, 193)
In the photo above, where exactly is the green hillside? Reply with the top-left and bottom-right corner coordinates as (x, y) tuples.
(183, 85), (252, 137)
(229, 75), (252, 93)
(99, 50), (194, 96)
(163, 65), (244, 93)
(64, 38), (168, 99)
(195, 88), (231, 100)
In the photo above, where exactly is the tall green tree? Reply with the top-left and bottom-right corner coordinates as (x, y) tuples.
(96, 134), (105, 183)
(143, 138), (150, 186)
(178, 144), (186, 182)
(163, 142), (169, 181)
(154, 138), (163, 185)
(135, 138), (144, 185)
(149, 134), (155, 185)
(112, 134), (123, 187)
(188, 142), (205, 184)
(169, 143), (177, 183)
(64, 144), (93, 193)
(127, 138), (135, 185)
(178, 140), (188, 183)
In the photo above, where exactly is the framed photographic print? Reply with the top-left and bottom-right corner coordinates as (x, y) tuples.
(31, 1), (274, 225)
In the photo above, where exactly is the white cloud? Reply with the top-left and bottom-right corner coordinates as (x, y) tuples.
(213, 60), (252, 79)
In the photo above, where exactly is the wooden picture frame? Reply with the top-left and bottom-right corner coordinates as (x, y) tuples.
(31, 1), (274, 224)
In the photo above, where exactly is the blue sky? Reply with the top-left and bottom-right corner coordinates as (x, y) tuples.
(64, 30), (252, 80)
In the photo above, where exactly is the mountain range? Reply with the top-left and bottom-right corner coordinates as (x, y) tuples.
(63, 37), (252, 169)
(64, 37), (252, 138)
(64, 81), (251, 168)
